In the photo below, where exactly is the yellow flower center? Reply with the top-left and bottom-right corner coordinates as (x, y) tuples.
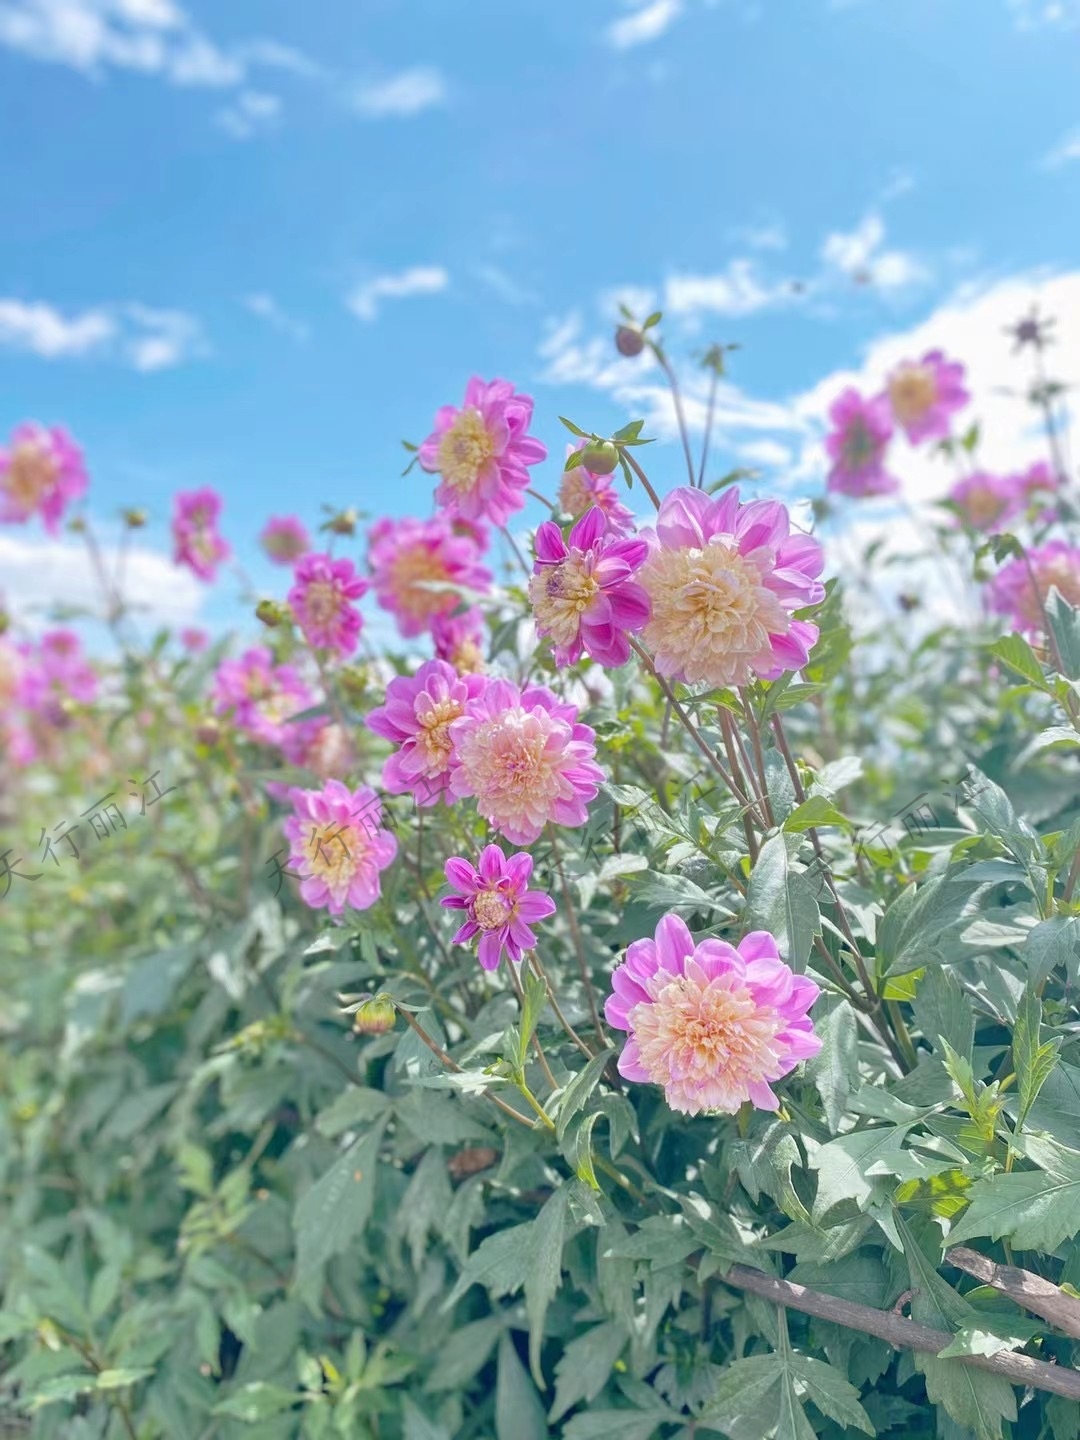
(558, 468), (596, 517)
(436, 408), (496, 493)
(416, 695), (465, 769)
(473, 888), (512, 930)
(305, 822), (360, 890)
(451, 639), (486, 674)
(888, 365), (938, 427)
(302, 580), (341, 625)
(390, 547), (454, 624)
(842, 419), (877, 469)
(528, 554), (600, 646)
(639, 541), (789, 687)
(5, 441), (57, 509)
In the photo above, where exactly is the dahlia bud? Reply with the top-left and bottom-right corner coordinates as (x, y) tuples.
(195, 718), (221, 746)
(123, 508), (147, 529)
(581, 440), (619, 476)
(255, 599), (289, 628)
(615, 325), (645, 358)
(352, 993), (397, 1036)
(327, 509), (358, 537)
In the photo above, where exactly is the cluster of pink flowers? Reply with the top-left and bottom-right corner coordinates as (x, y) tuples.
(288, 552), (367, 657)
(368, 514), (491, 639)
(172, 489), (230, 582)
(365, 659), (486, 806)
(0, 628), (98, 763)
(825, 350), (969, 499)
(0, 423), (87, 534)
(212, 647), (316, 748)
(988, 540), (1080, 635)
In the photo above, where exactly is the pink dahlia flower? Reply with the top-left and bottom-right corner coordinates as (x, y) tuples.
(368, 514), (492, 639)
(212, 647), (316, 748)
(432, 606), (487, 674)
(448, 679), (605, 844)
(886, 350), (969, 444)
(260, 515), (311, 565)
(824, 389), (897, 497)
(558, 443), (636, 535)
(605, 914), (821, 1116)
(988, 541), (1080, 636)
(441, 843), (557, 970)
(280, 718), (353, 777)
(637, 486), (825, 688)
(947, 471), (1021, 532)
(418, 376), (547, 526)
(529, 506), (651, 668)
(365, 659), (486, 806)
(180, 627), (209, 653)
(281, 780), (397, 916)
(37, 629), (97, 705)
(0, 423), (87, 535)
(172, 488), (230, 582)
(288, 552), (367, 657)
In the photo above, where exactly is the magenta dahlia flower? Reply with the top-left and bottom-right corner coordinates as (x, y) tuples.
(529, 506), (651, 668)
(824, 389), (897, 498)
(368, 514), (492, 639)
(0, 423), (87, 535)
(886, 349), (969, 444)
(418, 376), (547, 526)
(37, 629), (97, 705)
(448, 679), (605, 844)
(605, 914), (821, 1116)
(172, 488), (230, 582)
(212, 647), (316, 748)
(558, 443), (636, 535)
(637, 486), (825, 688)
(365, 658), (486, 806)
(432, 606), (487, 674)
(987, 540), (1080, 636)
(441, 844), (557, 970)
(947, 471), (1021, 531)
(288, 552), (367, 657)
(281, 780), (397, 916)
(180, 627), (209, 653)
(260, 515), (311, 565)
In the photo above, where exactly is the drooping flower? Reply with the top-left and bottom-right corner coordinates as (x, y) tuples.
(441, 844), (556, 970)
(260, 515), (311, 565)
(637, 487), (825, 688)
(368, 514), (492, 639)
(529, 506), (650, 667)
(172, 488), (230, 582)
(432, 606), (487, 673)
(365, 659), (486, 806)
(886, 350), (969, 444)
(418, 377), (547, 525)
(604, 914), (821, 1116)
(0, 423), (87, 535)
(987, 540), (1080, 635)
(281, 780), (397, 916)
(823, 389), (897, 497)
(947, 471), (1022, 531)
(288, 552), (367, 657)
(558, 443), (636, 534)
(212, 647), (316, 747)
(448, 679), (605, 844)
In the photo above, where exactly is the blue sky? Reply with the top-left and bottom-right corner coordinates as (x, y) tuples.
(2, 0), (1080, 631)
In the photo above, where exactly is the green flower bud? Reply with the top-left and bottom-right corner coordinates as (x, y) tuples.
(581, 440), (619, 476)
(352, 993), (397, 1036)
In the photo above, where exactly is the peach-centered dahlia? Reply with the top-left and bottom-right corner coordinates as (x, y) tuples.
(260, 515), (311, 565)
(988, 541), (1080, 635)
(288, 552), (367, 657)
(282, 780), (397, 916)
(448, 679), (604, 844)
(212, 646), (315, 748)
(637, 487), (824, 688)
(0, 423), (87, 534)
(418, 377), (547, 526)
(432, 607), (487, 673)
(368, 515), (492, 639)
(366, 658), (486, 806)
(886, 349), (969, 444)
(605, 914), (821, 1116)
(441, 844), (556, 970)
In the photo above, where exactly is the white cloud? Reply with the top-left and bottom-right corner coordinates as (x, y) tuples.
(821, 211), (929, 292)
(0, 532), (203, 629)
(0, 297), (205, 369)
(347, 266), (449, 322)
(350, 65), (446, 118)
(215, 88), (281, 140)
(664, 260), (796, 319)
(606, 0), (682, 47)
(1042, 126), (1080, 168)
(1009, 0), (1080, 26)
(738, 221), (788, 252)
(474, 265), (540, 306)
(243, 292), (309, 342)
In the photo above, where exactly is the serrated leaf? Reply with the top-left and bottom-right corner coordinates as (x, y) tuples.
(525, 1186), (573, 1386)
(810, 1125), (912, 1219)
(746, 833), (820, 971)
(293, 1122), (386, 1283)
(789, 1353), (873, 1434)
(1013, 987), (1061, 1128)
(549, 1321), (627, 1423)
(988, 633), (1051, 690)
(1026, 915), (1080, 988)
(554, 1048), (614, 1143)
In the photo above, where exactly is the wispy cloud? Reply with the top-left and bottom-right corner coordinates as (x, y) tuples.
(243, 293), (309, 343)
(664, 260), (798, 319)
(474, 265), (540, 306)
(0, 297), (205, 369)
(346, 267), (449, 322)
(606, 0), (683, 49)
(820, 212), (929, 292)
(1042, 126), (1080, 168)
(215, 89), (281, 140)
(1008, 0), (1080, 27)
(350, 66), (446, 118)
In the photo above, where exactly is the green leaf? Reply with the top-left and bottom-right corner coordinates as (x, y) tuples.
(553, 1048), (614, 1142)
(949, 1146), (1080, 1252)
(1013, 987), (1061, 1128)
(803, 995), (858, 1132)
(495, 1334), (547, 1440)
(525, 1186), (573, 1385)
(549, 1322), (627, 1424)
(782, 795), (848, 832)
(788, 1353), (873, 1434)
(293, 1122), (386, 1283)
(402, 1397), (453, 1440)
(213, 1382), (300, 1421)
(912, 966), (974, 1060)
(877, 869), (981, 976)
(810, 1125), (912, 1220)
(94, 1367), (152, 1390)
(515, 971), (549, 1069)
(1046, 588), (1080, 678)
(746, 832), (821, 971)
(563, 1412), (667, 1440)
(559, 416), (588, 438)
(1026, 915), (1080, 988)
(988, 633), (1051, 691)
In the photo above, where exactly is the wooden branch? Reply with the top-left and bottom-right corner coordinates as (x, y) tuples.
(722, 1264), (1080, 1402)
(946, 1246), (1080, 1341)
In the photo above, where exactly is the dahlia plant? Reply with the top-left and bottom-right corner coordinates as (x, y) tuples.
(1, 315), (1080, 1440)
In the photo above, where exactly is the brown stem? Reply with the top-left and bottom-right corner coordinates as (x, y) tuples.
(396, 1006), (537, 1129)
(717, 709), (761, 864)
(739, 691), (775, 829)
(621, 449), (663, 510)
(947, 1247), (1080, 1340)
(697, 365), (719, 489)
(546, 828), (606, 1050)
(528, 951), (596, 1061)
(722, 1264), (1080, 1402)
